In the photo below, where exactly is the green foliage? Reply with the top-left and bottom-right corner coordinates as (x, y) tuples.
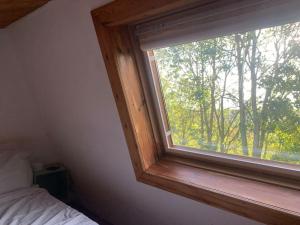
(153, 21), (300, 164)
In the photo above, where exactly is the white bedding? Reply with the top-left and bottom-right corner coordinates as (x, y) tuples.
(0, 187), (99, 225)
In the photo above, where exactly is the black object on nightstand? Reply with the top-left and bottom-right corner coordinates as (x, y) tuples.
(33, 164), (70, 203)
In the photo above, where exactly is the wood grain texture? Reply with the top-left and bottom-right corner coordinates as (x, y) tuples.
(0, 0), (49, 28)
(91, 1), (300, 224)
(92, 20), (158, 173)
(91, 0), (212, 26)
(141, 159), (300, 225)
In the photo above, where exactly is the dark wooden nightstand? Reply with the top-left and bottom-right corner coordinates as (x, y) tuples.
(33, 164), (70, 203)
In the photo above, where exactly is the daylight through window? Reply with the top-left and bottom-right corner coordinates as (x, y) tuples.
(150, 21), (300, 165)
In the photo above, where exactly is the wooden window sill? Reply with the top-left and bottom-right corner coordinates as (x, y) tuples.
(139, 158), (300, 225)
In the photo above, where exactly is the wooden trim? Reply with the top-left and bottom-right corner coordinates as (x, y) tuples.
(145, 50), (173, 148)
(91, 0), (206, 26)
(128, 27), (165, 157)
(142, 41), (300, 190)
(91, 1), (300, 224)
(164, 153), (300, 190)
(92, 22), (158, 173)
(140, 159), (300, 225)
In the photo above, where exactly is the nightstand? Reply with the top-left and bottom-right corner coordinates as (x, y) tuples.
(33, 164), (70, 203)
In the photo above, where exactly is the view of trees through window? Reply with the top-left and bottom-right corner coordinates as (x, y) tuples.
(153, 21), (300, 164)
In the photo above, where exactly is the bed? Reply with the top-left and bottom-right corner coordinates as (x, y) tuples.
(0, 150), (99, 225)
(0, 187), (98, 225)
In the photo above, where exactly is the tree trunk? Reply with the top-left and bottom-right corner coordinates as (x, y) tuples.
(235, 34), (249, 156)
(249, 31), (261, 157)
(259, 38), (280, 151)
(262, 133), (269, 159)
(198, 57), (210, 146)
(219, 72), (228, 153)
(208, 41), (217, 150)
(200, 107), (205, 140)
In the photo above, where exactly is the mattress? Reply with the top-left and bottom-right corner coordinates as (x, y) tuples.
(0, 187), (99, 225)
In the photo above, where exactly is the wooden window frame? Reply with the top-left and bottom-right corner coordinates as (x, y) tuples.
(144, 48), (300, 190)
(91, 1), (300, 224)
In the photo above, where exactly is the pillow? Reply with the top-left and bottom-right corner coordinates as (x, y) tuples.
(0, 151), (33, 195)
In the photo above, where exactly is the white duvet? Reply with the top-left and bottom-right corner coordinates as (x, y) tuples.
(0, 187), (99, 225)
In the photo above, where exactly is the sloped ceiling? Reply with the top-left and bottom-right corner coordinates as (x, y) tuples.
(0, 0), (49, 28)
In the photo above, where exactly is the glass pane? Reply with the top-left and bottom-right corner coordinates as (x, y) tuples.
(152, 21), (300, 165)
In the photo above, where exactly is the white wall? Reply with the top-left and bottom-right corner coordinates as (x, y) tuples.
(7, 1), (263, 224)
(0, 29), (58, 163)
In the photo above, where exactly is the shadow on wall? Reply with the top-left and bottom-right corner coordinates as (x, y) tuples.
(0, 139), (54, 163)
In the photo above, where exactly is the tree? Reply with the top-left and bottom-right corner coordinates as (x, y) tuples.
(247, 31), (261, 157)
(235, 34), (249, 156)
(153, 21), (300, 164)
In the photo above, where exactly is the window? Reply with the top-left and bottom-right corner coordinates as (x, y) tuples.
(133, 0), (300, 175)
(147, 21), (300, 165)
(92, 0), (300, 224)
